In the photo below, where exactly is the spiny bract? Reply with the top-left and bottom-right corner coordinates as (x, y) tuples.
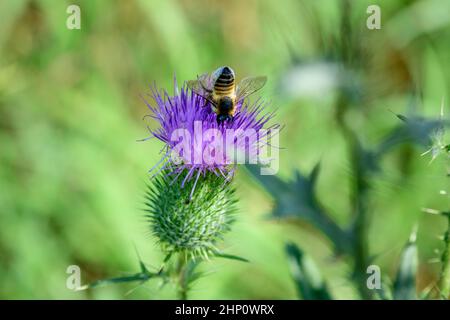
(145, 170), (237, 258)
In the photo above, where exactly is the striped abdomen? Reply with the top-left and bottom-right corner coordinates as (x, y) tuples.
(213, 67), (235, 96)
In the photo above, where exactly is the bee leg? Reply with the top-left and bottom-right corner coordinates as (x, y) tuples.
(216, 114), (233, 125)
(202, 95), (213, 108)
(198, 79), (213, 94)
(216, 114), (227, 125)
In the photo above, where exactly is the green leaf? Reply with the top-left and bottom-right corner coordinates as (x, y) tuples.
(393, 230), (418, 300)
(213, 251), (250, 263)
(286, 242), (332, 300)
(87, 272), (153, 289)
(85, 254), (156, 290)
(377, 113), (449, 156)
(246, 164), (353, 254)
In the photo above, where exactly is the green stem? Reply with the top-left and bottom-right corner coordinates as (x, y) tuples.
(334, 0), (373, 299)
(335, 94), (373, 300)
(349, 148), (372, 300)
(438, 213), (450, 299)
(177, 253), (189, 300)
(353, 190), (371, 300)
(437, 144), (450, 299)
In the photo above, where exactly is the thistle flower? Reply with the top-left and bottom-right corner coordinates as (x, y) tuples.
(142, 77), (278, 260)
(87, 76), (272, 294)
(142, 79), (279, 189)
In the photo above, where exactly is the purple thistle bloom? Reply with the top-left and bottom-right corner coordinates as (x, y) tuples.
(142, 78), (279, 193)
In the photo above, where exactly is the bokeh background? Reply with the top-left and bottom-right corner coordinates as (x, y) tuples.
(0, 0), (449, 299)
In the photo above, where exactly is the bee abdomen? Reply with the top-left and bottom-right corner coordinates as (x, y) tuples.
(214, 75), (235, 94)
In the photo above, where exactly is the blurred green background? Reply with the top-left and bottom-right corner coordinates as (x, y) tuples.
(0, 0), (449, 299)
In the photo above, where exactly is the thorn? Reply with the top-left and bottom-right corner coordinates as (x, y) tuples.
(387, 109), (396, 116)
(397, 114), (408, 122)
(133, 243), (141, 260)
(388, 109), (407, 122)
(420, 149), (431, 157)
(125, 282), (146, 296)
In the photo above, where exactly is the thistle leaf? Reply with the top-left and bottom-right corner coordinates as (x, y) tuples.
(213, 251), (249, 263)
(87, 272), (153, 289)
(246, 164), (353, 254)
(85, 255), (156, 290)
(286, 242), (332, 300)
(377, 114), (449, 156)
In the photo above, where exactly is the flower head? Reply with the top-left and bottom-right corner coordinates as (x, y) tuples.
(142, 76), (278, 258)
(142, 78), (279, 188)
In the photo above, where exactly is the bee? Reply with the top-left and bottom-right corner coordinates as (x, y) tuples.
(187, 66), (267, 124)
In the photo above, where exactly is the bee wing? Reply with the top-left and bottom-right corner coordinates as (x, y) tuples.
(186, 73), (215, 106)
(187, 73), (214, 93)
(236, 76), (267, 102)
(186, 79), (204, 95)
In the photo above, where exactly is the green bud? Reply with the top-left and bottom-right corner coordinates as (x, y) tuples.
(145, 171), (236, 258)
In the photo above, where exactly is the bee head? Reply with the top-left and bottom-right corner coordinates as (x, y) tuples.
(216, 114), (232, 124)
